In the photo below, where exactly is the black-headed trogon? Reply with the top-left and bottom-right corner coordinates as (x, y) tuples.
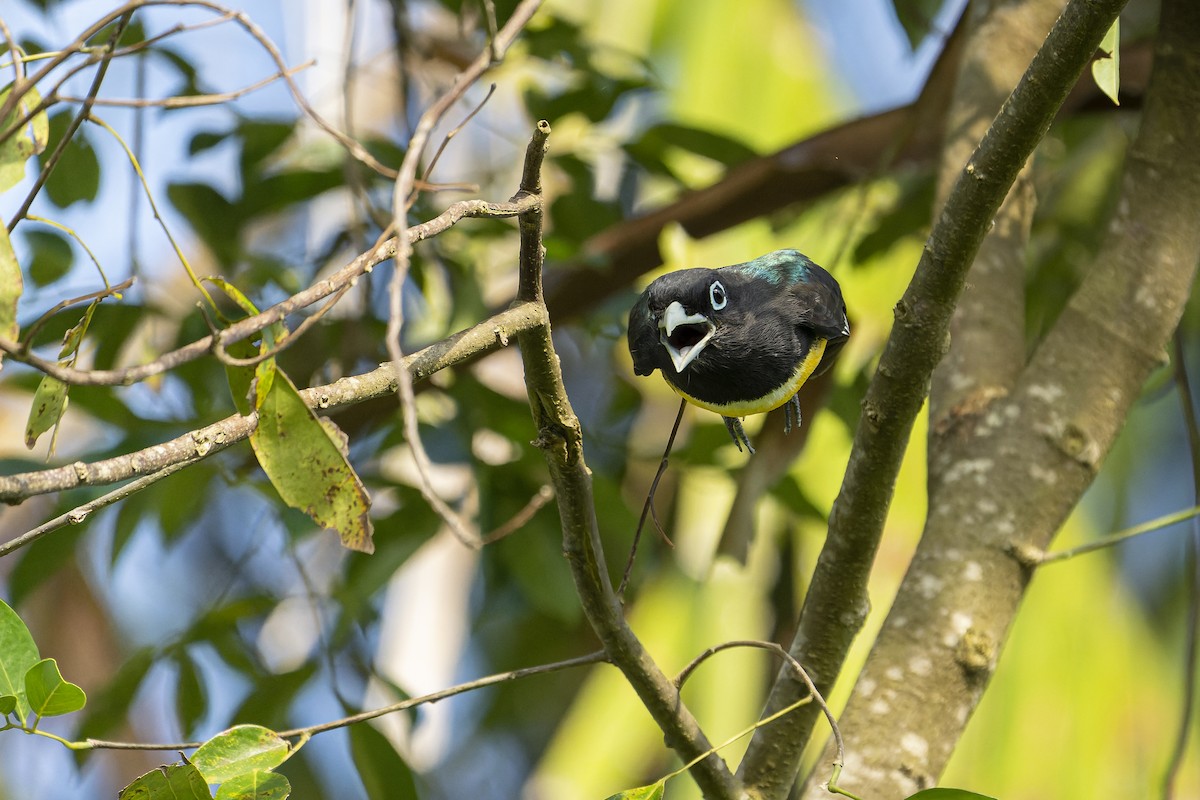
(627, 249), (849, 454)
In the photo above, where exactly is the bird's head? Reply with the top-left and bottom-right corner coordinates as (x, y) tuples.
(628, 268), (730, 377)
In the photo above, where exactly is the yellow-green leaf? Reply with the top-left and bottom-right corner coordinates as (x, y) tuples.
(214, 769), (290, 800)
(191, 724), (290, 785)
(24, 373), (69, 451)
(606, 781), (666, 800)
(225, 338), (262, 416)
(0, 224), (20, 370)
(0, 82), (50, 192)
(1091, 19), (1120, 105)
(250, 363), (374, 553)
(59, 301), (98, 360)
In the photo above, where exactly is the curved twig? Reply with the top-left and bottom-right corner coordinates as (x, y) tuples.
(79, 650), (609, 751)
(385, 0), (544, 548)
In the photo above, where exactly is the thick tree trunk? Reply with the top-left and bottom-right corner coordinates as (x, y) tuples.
(799, 0), (1200, 796)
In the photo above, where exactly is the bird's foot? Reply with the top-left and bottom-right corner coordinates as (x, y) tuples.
(723, 416), (756, 454)
(784, 394), (803, 435)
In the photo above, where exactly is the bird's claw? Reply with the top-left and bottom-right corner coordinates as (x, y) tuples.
(724, 416), (756, 454)
(784, 394), (803, 435)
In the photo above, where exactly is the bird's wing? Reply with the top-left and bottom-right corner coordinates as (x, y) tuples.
(790, 270), (849, 343)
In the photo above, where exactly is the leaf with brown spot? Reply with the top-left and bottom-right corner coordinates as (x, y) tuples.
(249, 360), (373, 553)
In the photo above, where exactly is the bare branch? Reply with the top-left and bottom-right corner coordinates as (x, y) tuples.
(0, 302), (546, 509)
(786, 0), (1200, 795)
(0, 195), (538, 385)
(508, 120), (738, 798)
(58, 61), (314, 108)
(6, 13), (131, 231)
(739, 0), (1134, 795)
(385, 0), (544, 548)
(80, 650), (609, 751)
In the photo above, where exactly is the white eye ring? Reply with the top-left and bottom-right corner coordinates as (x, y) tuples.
(709, 280), (728, 311)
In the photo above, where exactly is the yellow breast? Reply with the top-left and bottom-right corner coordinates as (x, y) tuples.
(670, 338), (828, 417)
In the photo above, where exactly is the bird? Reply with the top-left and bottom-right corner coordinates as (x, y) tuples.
(627, 249), (849, 454)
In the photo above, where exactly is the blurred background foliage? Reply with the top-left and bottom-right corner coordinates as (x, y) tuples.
(0, 0), (1196, 798)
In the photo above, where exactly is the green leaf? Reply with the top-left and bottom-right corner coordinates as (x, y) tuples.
(0, 82), (49, 192)
(0, 224), (20, 367)
(905, 790), (998, 800)
(24, 372), (69, 450)
(175, 651), (207, 738)
(250, 362), (374, 553)
(624, 123), (756, 179)
(0, 597), (40, 725)
(238, 169), (343, 220)
(118, 763), (212, 800)
(0, 693), (16, 715)
(890, 0), (946, 50)
(225, 338), (259, 416)
(189, 129), (230, 156)
(58, 300), (97, 359)
(348, 719), (418, 800)
(1091, 19), (1120, 105)
(214, 770), (290, 800)
(24, 228), (74, 287)
(24, 657), (86, 717)
(167, 181), (241, 266)
(236, 119), (296, 173)
(41, 110), (100, 207)
(605, 781), (665, 800)
(191, 724), (290, 785)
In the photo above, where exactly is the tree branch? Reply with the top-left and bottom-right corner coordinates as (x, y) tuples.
(0, 302), (545, 509)
(737, 0), (1133, 796)
(927, 0), (1067, 427)
(792, 0), (1200, 795)
(512, 125), (739, 799)
(384, 0), (543, 548)
(0, 195), (538, 386)
(540, 28), (1154, 324)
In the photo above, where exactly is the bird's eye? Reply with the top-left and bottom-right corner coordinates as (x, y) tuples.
(709, 280), (727, 311)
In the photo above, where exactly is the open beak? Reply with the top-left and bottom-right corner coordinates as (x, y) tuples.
(659, 301), (715, 373)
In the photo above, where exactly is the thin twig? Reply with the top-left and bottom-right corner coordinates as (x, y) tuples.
(86, 113), (216, 308)
(0, 194), (539, 386)
(419, 83), (497, 195)
(0, 457), (197, 558)
(618, 398), (686, 597)
(6, 13), (130, 232)
(673, 640), (854, 798)
(80, 650), (609, 751)
(482, 485), (554, 543)
(1034, 505), (1200, 566)
(0, 1), (397, 177)
(511, 120), (737, 796)
(210, 285), (352, 368)
(386, 0), (544, 548)
(0, 17), (22, 87)
(19, 277), (133, 350)
(58, 61), (313, 108)
(1164, 330), (1200, 800)
(0, 301), (547, 510)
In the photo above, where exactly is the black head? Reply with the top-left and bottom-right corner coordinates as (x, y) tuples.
(628, 268), (730, 378)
